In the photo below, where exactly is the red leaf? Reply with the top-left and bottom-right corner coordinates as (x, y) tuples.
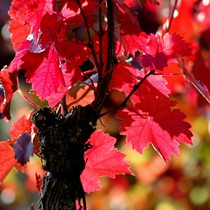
(10, 112), (33, 141)
(61, 61), (82, 87)
(111, 62), (192, 161)
(9, 19), (31, 52)
(163, 33), (192, 59)
(23, 45), (65, 101)
(122, 32), (192, 71)
(138, 33), (168, 70)
(109, 62), (170, 97)
(121, 33), (147, 56)
(0, 141), (19, 183)
(39, 13), (63, 46)
(109, 62), (139, 94)
(8, 0), (31, 51)
(179, 57), (210, 104)
(24, 0), (54, 37)
(8, 38), (45, 74)
(140, 52), (168, 70)
(0, 68), (18, 121)
(46, 87), (69, 107)
(115, 94), (193, 161)
(115, 0), (141, 36)
(81, 130), (132, 193)
(64, 0), (97, 28)
(57, 40), (89, 63)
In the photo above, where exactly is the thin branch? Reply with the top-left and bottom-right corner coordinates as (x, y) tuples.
(56, 0), (61, 12)
(99, 70), (155, 117)
(105, 0), (115, 73)
(121, 70), (155, 107)
(93, 0), (116, 113)
(76, 0), (100, 71)
(165, 0), (178, 33)
(82, 75), (96, 91)
(99, 0), (104, 79)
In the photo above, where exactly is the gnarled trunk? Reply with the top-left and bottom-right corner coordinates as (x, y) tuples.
(32, 105), (97, 210)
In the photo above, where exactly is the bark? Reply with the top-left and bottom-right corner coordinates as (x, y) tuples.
(32, 105), (98, 210)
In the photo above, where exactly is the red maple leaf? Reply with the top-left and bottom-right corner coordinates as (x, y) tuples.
(57, 40), (89, 63)
(8, 0), (31, 51)
(118, 2), (141, 36)
(120, 32), (147, 56)
(139, 33), (192, 70)
(10, 112), (33, 141)
(9, 38), (88, 104)
(109, 61), (192, 161)
(0, 141), (20, 182)
(81, 130), (132, 193)
(119, 30), (192, 71)
(109, 62), (139, 94)
(22, 45), (65, 101)
(140, 52), (168, 70)
(8, 0), (55, 51)
(39, 13), (63, 46)
(163, 33), (192, 59)
(115, 91), (193, 161)
(8, 37), (47, 74)
(24, 0), (54, 37)
(109, 62), (170, 97)
(64, 0), (97, 28)
(9, 19), (31, 52)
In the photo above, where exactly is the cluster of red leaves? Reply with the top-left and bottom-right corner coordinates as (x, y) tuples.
(0, 113), (32, 182)
(0, 0), (209, 196)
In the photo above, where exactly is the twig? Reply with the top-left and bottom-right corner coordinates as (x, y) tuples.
(99, 0), (104, 78)
(165, 0), (178, 33)
(76, 0), (100, 71)
(99, 70), (155, 117)
(93, 0), (116, 113)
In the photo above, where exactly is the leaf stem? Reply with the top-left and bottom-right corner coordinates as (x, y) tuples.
(61, 96), (68, 115)
(99, 70), (155, 117)
(121, 70), (155, 107)
(18, 89), (40, 109)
